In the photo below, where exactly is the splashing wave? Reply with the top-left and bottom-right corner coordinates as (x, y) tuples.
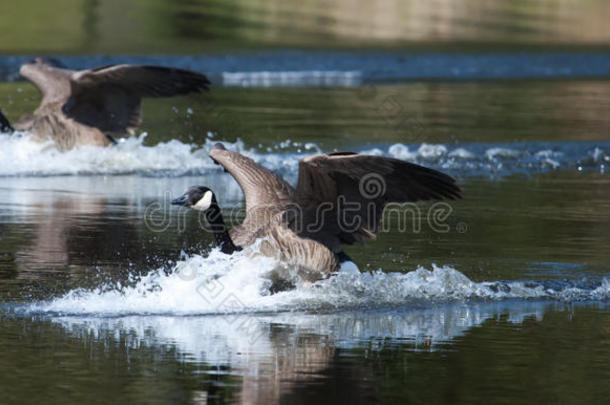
(1, 131), (607, 178)
(22, 246), (610, 317)
(0, 132), (216, 177)
(359, 141), (609, 176)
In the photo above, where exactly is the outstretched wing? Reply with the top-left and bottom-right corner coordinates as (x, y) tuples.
(208, 144), (296, 213)
(64, 65), (210, 133)
(19, 63), (74, 104)
(294, 152), (461, 247)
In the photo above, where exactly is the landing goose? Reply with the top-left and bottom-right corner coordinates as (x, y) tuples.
(1, 58), (209, 150)
(172, 143), (461, 279)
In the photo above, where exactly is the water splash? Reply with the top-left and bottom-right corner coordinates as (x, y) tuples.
(1, 131), (607, 178)
(0, 132), (215, 177)
(22, 245), (610, 317)
(360, 141), (609, 176)
(222, 70), (362, 87)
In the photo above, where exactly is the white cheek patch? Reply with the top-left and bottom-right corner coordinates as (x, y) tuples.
(193, 191), (213, 211)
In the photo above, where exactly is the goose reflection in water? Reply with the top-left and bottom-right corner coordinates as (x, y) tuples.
(15, 193), (140, 275)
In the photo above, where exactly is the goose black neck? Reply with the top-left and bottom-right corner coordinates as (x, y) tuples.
(0, 109), (14, 133)
(205, 203), (241, 254)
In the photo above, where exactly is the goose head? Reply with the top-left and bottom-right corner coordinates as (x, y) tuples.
(20, 57), (67, 76)
(25, 57), (67, 68)
(172, 186), (216, 212)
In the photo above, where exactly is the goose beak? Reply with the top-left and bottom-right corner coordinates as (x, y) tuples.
(171, 194), (188, 206)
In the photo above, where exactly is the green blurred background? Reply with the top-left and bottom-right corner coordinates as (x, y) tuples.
(1, 0), (609, 54)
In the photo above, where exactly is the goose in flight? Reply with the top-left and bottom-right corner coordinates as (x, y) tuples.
(0, 58), (209, 150)
(172, 143), (461, 280)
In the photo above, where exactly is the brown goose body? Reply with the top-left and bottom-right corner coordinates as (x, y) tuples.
(11, 58), (210, 150)
(173, 144), (462, 281)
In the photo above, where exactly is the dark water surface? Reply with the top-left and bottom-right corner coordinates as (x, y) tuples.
(1, 76), (609, 403)
(2, 303), (610, 404)
(1, 2), (610, 400)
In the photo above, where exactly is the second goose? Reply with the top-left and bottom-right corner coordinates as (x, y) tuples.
(1, 58), (210, 150)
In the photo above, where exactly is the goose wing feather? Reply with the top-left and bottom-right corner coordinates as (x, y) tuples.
(209, 144), (296, 234)
(19, 64), (74, 104)
(294, 153), (461, 246)
(64, 65), (210, 133)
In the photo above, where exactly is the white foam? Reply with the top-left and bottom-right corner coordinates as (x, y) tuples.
(366, 142), (609, 174)
(338, 261), (360, 274)
(26, 244), (610, 317)
(418, 143), (448, 159)
(485, 147), (522, 160)
(0, 132), (216, 176)
(1, 132), (608, 177)
(448, 147), (475, 159)
(222, 70), (362, 87)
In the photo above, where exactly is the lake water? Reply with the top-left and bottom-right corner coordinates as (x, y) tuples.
(2, 77), (609, 404)
(1, 0), (610, 404)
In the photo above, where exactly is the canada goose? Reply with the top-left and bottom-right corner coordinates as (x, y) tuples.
(1, 58), (210, 150)
(172, 143), (461, 280)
